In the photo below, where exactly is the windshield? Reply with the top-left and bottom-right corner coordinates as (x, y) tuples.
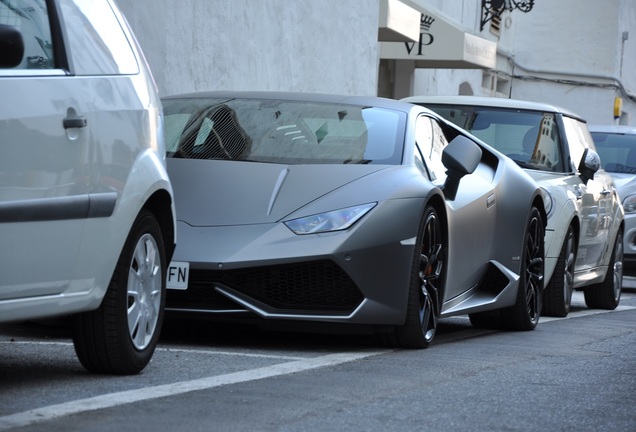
(162, 97), (405, 165)
(426, 104), (565, 172)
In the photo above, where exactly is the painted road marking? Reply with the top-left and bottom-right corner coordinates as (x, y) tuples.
(0, 350), (389, 430)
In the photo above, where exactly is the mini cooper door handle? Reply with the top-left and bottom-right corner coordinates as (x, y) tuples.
(574, 185), (583, 199)
(600, 189), (612, 196)
(63, 116), (87, 129)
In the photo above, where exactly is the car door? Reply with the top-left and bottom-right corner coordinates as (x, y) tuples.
(0, 0), (142, 302)
(0, 0), (87, 301)
(414, 115), (496, 300)
(561, 116), (614, 271)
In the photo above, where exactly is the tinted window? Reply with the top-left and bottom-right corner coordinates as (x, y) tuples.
(163, 97), (406, 165)
(427, 104), (565, 172)
(0, 0), (54, 70)
(591, 131), (636, 173)
(415, 115), (447, 183)
(59, 0), (138, 75)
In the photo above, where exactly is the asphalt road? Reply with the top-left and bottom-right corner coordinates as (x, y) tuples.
(1, 282), (635, 432)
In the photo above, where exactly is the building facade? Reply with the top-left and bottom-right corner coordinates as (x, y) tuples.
(119, 0), (635, 125)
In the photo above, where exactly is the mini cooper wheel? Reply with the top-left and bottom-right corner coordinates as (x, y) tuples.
(584, 231), (623, 310)
(543, 225), (576, 317)
(395, 205), (444, 348)
(501, 206), (544, 330)
(72, 210), (167, 374)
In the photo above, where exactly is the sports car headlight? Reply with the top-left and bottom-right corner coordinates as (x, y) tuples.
(623, 194), (636, 213)
(284, 203), (377, 235)
(541, 187), (554, 218)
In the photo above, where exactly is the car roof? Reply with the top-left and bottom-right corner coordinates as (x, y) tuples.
(401, 95), (585, 121)
(163, 90), (422, 115)
(588, 124), (636, 134)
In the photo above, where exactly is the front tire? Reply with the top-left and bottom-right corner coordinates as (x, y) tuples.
(543, 225), (576, 317)
(501, 206), (544, 330)
(72, 210), (167, 374)
(394, 205), (445, 348)
(584, 231), (623, 310)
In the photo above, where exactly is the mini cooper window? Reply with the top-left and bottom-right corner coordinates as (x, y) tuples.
(427, 105), (565, 173)
(0, 0), (54, 70)
(163, 97), (406, 165)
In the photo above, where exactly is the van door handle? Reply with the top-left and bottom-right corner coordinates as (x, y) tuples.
(63, 116), (87, 129)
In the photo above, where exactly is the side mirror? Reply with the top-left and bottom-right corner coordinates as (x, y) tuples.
(0, 24), (24, 68)
(578, 148), (600, 184)
(441, 135), (482, 200)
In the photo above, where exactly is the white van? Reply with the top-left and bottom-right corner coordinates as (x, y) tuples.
(0, 0), (176, 375)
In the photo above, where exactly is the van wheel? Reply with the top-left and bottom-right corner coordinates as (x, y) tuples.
(72, 210), (166, 374)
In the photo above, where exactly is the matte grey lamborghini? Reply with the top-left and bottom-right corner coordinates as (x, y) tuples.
(162, 91), (547, 348)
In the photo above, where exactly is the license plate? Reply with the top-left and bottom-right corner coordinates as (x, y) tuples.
(167, 261), (189, 290)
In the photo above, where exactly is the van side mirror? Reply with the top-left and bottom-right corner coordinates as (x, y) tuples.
(0, 24), (24, 68)
(442, 135), (482, 200)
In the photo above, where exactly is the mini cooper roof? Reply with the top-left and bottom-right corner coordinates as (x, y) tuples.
(402, 95), (586, 122)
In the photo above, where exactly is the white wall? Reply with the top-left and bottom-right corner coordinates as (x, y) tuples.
(505, 0), (636, 124)
(117, 0), (380, 97)
(410, 0), (493, 99)
(410, 0), (636, 125)
(117, 0), (635, 124)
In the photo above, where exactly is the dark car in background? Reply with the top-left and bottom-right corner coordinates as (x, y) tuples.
(590, 124), (636, 266)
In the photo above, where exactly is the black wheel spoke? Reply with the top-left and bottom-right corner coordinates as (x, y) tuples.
(418, 211), (443, 342)
(500, 207), (544, 329)
(394, 206), (446, 348)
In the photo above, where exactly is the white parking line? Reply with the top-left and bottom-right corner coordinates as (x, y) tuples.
(0, 341), (309, 361)
(0, 350), (389, 431)
(158, 347), (308, 361)
(2, 292), (633, 429)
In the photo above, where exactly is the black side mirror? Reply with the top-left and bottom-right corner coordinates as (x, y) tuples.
(0, 24), (24, 68)
(578, 148), (600, 184)
(441, 135), (482, 200)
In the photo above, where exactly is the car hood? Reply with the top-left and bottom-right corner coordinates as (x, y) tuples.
(167, 159), (387, 226)
(521, 170), (564, 183)
(608, 172), (636, 197)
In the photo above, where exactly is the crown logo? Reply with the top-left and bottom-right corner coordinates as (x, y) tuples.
(420, 14), (435, 31)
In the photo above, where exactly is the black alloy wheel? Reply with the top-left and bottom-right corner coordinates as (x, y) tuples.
(395, 205), (444, 348)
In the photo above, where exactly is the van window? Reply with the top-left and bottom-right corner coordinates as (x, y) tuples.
(59, 0), (138, 75)
(0, 0), (54, 70)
